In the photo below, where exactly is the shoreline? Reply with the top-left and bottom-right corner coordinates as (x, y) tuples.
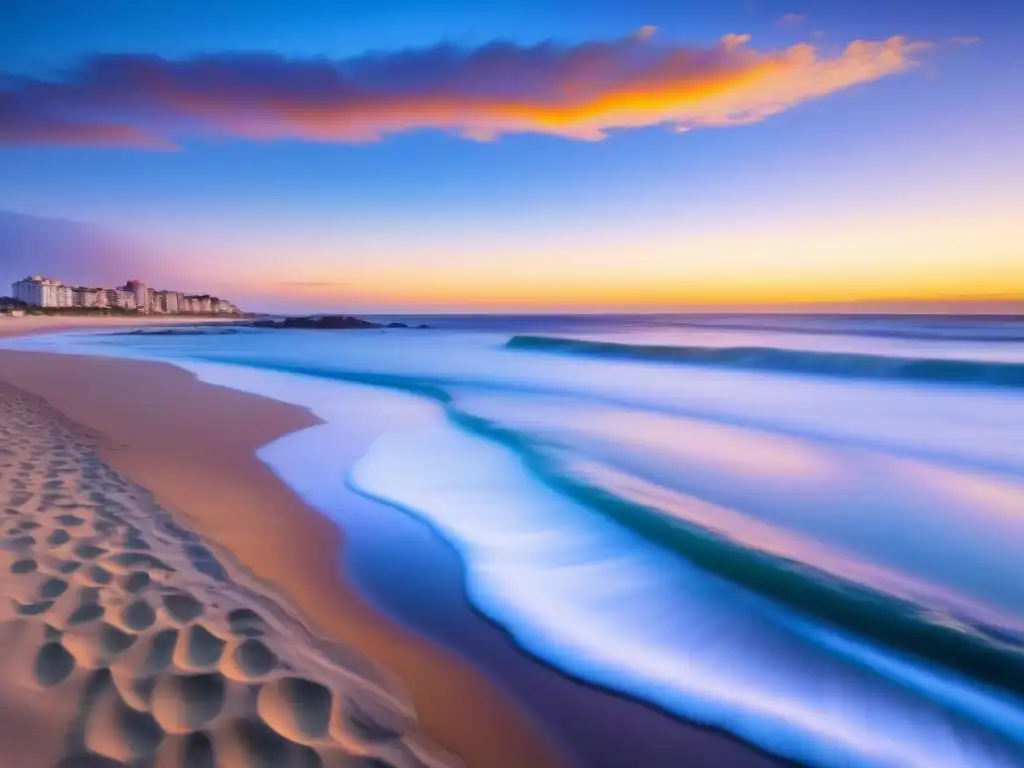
(0, 347), (564, 768)
(0, 314), (240, 339)
(0, 323), (783, 767)
(0, 375), (466, 767)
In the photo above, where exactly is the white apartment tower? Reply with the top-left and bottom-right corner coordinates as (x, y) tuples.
(12, 276), (61, 307)
(56, 284), (75, 308)
(73, 288), (107, 308)
(159, 291), (181, 313)
(110, 289), (137, 310)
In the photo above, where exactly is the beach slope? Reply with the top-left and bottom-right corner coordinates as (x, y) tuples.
(0, 347), (567, 767)
(0, 376), (463, 767)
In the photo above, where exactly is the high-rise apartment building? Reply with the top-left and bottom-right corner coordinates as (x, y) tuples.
(110, 289), (137, 310)
(12, 276), (62, 307)
(124, 280), (148, 312)
(56, 284), (75, 308)
(153, 290), (182, 313)
(162, 291), (181, 313)
(73, 288), (107, 308)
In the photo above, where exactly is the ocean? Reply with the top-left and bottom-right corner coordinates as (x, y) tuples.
(6, 313), (1024, 767)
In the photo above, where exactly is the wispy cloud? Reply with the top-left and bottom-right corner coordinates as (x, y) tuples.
(0, 29), (930, 149)
(283, 280), (354, 289)
(0, 111), (170, 149)
(777, 13), (807, 28)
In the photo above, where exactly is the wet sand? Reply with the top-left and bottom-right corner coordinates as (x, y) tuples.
(0, 330), (782, 767)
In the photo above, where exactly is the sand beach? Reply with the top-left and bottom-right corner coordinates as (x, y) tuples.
(0, 318), (564, 767)
(0, 375), (465, 767)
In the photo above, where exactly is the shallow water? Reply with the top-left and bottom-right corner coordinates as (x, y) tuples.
(7, 313), (1024, 766)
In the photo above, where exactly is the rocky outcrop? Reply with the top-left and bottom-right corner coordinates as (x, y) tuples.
(249, 316), (429, 330)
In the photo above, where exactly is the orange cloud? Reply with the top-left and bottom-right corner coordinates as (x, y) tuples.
(1, 31), (930, 148)
(777, 13), (807, 28)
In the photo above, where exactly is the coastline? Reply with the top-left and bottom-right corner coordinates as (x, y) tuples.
(0, 323), (784, 767)
(0, 375), (465, 767)
(0, 314), (239, 339)
(0, 347), (564, 767)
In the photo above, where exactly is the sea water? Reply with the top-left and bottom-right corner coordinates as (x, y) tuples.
(6, 313), (1024, 766)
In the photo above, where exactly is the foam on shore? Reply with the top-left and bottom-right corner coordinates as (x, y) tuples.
(347, 420), (1024, 768)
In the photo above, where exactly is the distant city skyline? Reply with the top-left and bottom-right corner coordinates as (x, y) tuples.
(1, 1), (1021, 313)
(10, 274), (240, 315)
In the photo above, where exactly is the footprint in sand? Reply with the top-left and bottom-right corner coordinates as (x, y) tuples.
(0, 381), (453, 768)
(35, 640), (76, 686)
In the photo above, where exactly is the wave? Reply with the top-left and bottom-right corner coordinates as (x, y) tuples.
(348, 424), (1024, 766)
(622, 315), (1024, 343)
(507, 335), (1024, 388)
(444, 403), (1024, 703)
(208, 355), (1024, 699)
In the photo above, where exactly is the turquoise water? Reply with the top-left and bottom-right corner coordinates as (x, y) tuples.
(7, 314), (1024, 766)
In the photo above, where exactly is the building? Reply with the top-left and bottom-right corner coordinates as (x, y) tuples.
(12, 276), (62, 307)
(124, 280), (148, 312)
(184, 295), (213, 313)
(73, 287), (107, 308)
(159, 291), (181, 314)
(56, 285), (75, 308)
(73, 288), (92, 308)
(104, 288), (136, 310)
(153, 290), (182, 313)
(13, 274), (240, 314)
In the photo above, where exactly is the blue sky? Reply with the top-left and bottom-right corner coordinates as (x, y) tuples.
(1, 0), (1021, 311)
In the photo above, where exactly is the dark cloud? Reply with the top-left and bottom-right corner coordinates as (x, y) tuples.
(0, 90), (167, 148)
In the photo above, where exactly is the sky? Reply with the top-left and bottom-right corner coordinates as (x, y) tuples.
(1, 0), (1022, 313)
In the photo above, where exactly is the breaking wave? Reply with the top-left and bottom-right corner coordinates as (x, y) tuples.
(507, 335), (1024, 388)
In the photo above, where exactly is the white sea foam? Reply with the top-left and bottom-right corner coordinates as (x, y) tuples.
(348, 421), (1024, 767)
